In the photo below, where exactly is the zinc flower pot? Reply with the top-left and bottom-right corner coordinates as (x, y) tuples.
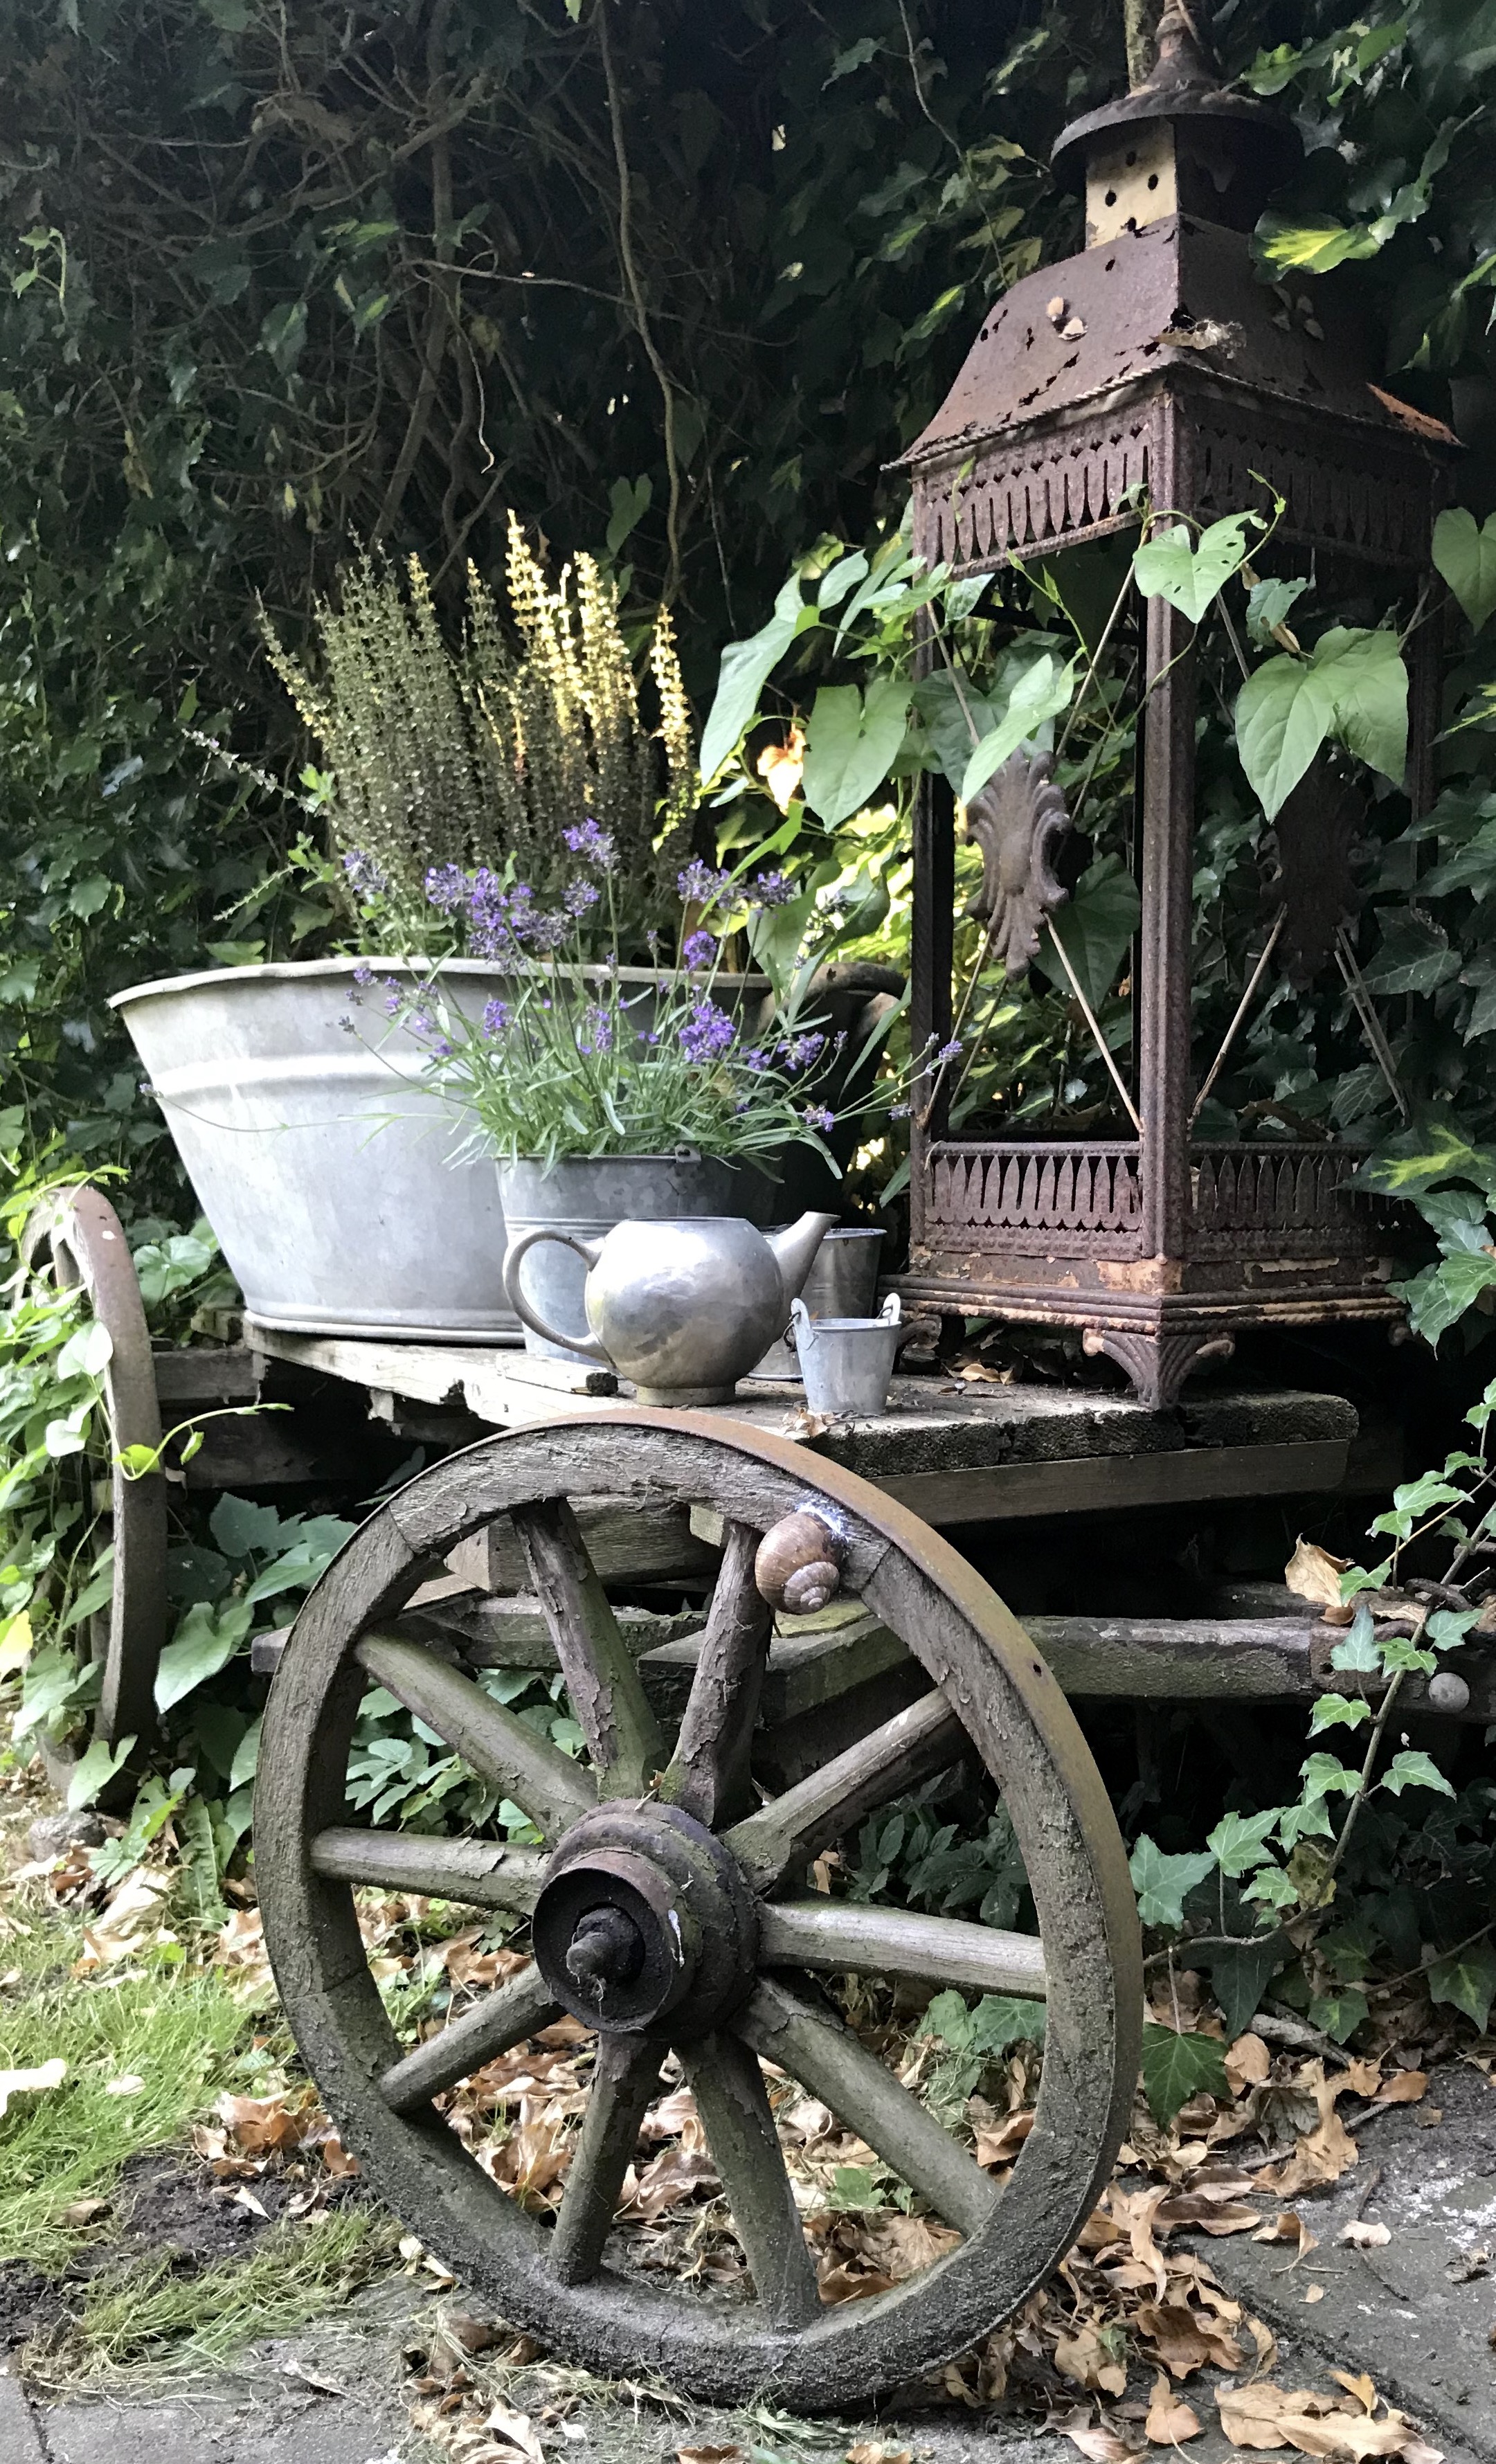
(113, 956), (529, 1341)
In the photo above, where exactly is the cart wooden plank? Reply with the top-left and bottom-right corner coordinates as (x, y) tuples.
(244, 1317), (1359, 1525)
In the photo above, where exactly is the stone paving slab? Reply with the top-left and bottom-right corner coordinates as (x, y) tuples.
(1198, 2061), (1496, 2464)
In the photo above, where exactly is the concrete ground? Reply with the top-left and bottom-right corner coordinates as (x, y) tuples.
(6, 2067), (1495, 2464)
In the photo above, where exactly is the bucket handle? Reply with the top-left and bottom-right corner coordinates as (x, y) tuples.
(501, 1227), (612, 1365)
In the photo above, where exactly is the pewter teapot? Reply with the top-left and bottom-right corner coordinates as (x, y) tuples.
(501, 1212), (835, 1405)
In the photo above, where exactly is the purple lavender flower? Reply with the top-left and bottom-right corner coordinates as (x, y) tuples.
(431, 1036), (453, 1058)
(578, 1002), (614, 1056)
(564, 877), (601, 917)
(683, 929), (717, 969)
(782, 1031), (827, 1073)
(425, 863), (468, 912)
(528, 910), (570, 953)
(936, 1037), (962, 1064)
(564, 818), (617, 867)
(409, 1009), (433, 1036)
(741, 1047), (769, 1073)
(802, 1104), (836, 1133)
(482, 999), (512, 1038)
(381, 976), (404, 1017)
(890, 1100), (911, 1119)
(353, 962), (373, 987)
(752, 869), (795, 908)
(679, 999), (735, 1065)
(338, 1014), (357, 1034)
(678, 858), (732, 908)
(341, 848), (388, 900)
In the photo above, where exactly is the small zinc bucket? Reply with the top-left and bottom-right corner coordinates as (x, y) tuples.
(791, 1291), (905, 1418)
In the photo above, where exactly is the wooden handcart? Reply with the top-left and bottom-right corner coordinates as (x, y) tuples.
(35, 1183), (1482, 2409)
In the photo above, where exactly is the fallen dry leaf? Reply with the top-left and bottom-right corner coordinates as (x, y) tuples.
(0, 2057), (65, 2118)
(1285, 1538), (1351, 1610)
(1304, 2283), (1325, 2303)
(1136, 2300), (1243, 2377)
(1054, 2321), (1127, 2397)
(975, 2105), (1036, 2166)
(1054, 2410), (1134, 2464)
(845, 2447), (912, 2464)
(1254, 2211), (1319, 2258)
(1342, 2059), (1382, 2098)
(678, 2448), (746, 2464)
(1329, 2375), (1377, 2417)
(1255, 2065), (1359, 2197)
(1374, 2071), (1427, 2105)
(1338, 2220), (1391, 2248)
(61, 2196), (109, 2227)
(1146, 2371), (1203, 2444)
(1226, 2033), (1272, 2092)
(483, 2403), (546, 2464)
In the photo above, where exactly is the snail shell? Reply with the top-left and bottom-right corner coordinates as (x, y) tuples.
(754, 1509), (847, 1615)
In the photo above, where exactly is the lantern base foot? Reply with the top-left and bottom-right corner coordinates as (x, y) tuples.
(1081, 1326), (1235, 1410)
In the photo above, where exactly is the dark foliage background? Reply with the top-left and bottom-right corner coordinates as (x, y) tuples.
(0, 0), (1492, 1181)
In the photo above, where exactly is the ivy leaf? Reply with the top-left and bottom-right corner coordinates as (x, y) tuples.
(1433, 506), (1496, 634)
(228, 1714), (262, 1794)
(1141, 2024), (1229, 2127)
(1245, 1858), (1304, 1905)
(1133, 512), (1260, 624)
(1255, 209), (1384, 273)
(1426, 1606), (1479, 1649)
(1330, 1608), (1382, 1674)
(259, 298), (307, 376)
(918, 1988), (975, 2050)
(1235, 627), (1409, 818)
(210, 1494), (285, 1560)
(1398, 1248), (1496, 1342)
(968, 1993), (1047, 2054)
(1207, 1807), (1281, 1878)
(1427, 1938), (1496, 2031)
(1380, 1749), (1455, 1798)
(1196, 1935), (1288, 2035)
(959, 652), (1075, 804)
(800, 674), (912, 826)
(1308, 1985), (1369, 2043)
(1129, 1835), (1216, 1930)
(1362, 909), (1460, 996)
(1308, 1691), (1372, 1734)
(1301, 1752), (1361, 1801)
(699, 575), (817, 783)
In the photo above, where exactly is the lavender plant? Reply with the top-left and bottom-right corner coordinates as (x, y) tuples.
(350, 825), (929, 1174)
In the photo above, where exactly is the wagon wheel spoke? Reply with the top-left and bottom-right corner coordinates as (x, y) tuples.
(357, 1632), (595, 1841)
(723, 1689), (964, 1893)
(510, 1498), (664, 1796)
(681, 2033), (822, 2328)
(310, 1826), (546, 1915)
(736, 1975), (998, 2240)
(548, 2035), (664, 2284)
(379, 1961), (561, 2114)
(660, 1519), (773, 1827)
(758, 1898), (1047, 2000)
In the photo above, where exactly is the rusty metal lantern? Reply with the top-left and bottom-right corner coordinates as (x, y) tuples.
(894, 5), (1458, 1408)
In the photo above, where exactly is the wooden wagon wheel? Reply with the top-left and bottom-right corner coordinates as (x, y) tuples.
(256, 1413), (1141, 2411)
(33, 1185), (166, 1770)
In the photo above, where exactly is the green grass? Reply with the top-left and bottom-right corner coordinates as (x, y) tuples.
(26, 2209), (403, 2389)
(0, 1929), (249, 2270)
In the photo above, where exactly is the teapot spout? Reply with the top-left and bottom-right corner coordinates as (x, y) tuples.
(766, 1211), (836, 1302)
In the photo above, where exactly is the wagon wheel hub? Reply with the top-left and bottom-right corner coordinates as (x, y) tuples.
(532, 1801), (760, 2036)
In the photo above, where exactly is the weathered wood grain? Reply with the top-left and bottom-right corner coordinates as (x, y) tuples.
(510, 1495), (664, 1792)
(309, 1827), (546, 1913)
(660, 1520), (773, 1826)
(738, 1976), (1000, 2238)
(548, 2037), (663, 2284)
(724, 1689), (964, 1894)
(681, 2033), (822, 2328)
(356, 1632), (595, 1840)
(759, 1898), (1047, 1997)
(378, 1961), (560, 2112)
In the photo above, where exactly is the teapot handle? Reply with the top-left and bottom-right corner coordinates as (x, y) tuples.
(501, 1227), (611, 1364)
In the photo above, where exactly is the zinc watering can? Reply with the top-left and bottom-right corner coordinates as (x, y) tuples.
(502, 1212), (835, 1405)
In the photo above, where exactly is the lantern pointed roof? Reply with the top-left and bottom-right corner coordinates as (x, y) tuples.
(896, 12), (1454, 487)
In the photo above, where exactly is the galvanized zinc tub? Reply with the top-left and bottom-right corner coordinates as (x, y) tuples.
(111, 957), (526, 1340)
(112, 958), (775, 1343)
